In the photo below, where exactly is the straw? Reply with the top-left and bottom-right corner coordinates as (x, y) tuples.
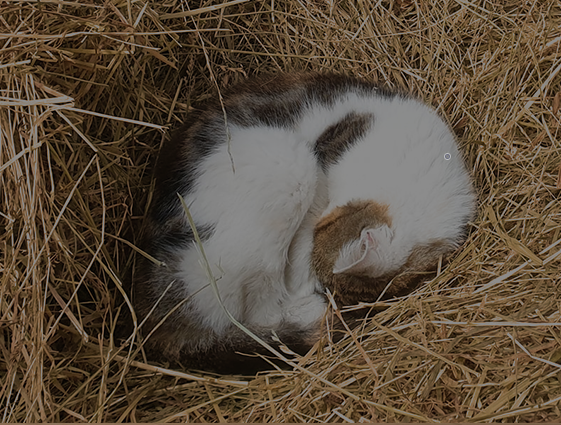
(2, 0), (561, 421)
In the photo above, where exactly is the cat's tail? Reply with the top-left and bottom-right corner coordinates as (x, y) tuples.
(143, 322), (323, 376)
(164, 308), (380, 375)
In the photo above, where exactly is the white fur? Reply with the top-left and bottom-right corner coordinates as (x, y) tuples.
(177, 125), (325, 333)
(172, 90), (475, 335)
(283, 169), (329, 323)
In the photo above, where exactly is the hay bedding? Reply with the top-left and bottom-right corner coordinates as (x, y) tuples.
(1, 0), (561, 421)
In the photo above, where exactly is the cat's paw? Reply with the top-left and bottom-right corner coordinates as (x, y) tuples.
(283, 293), (327, 327)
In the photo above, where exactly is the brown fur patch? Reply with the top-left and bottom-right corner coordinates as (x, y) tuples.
(314, 200), (391, 233)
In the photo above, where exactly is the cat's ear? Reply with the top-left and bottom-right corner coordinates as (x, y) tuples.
(333, 228), (377, 275)
(333, 225), (393, 275)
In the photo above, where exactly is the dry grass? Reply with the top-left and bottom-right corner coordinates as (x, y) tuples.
(2, 0), (561, 422)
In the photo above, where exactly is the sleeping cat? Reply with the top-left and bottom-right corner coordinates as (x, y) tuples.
(132, 73), (477, 374)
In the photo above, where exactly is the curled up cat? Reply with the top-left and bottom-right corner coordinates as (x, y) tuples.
(131, 73), (477, 374)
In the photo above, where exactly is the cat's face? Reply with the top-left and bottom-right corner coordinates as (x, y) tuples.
(311, 200), (455, 305)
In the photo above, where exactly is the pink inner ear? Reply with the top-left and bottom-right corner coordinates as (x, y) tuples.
(364, 228), (377, 248)
(333, 224), (395, 276)
(332, 228), (376, 275)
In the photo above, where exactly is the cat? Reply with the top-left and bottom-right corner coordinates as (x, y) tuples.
(132, 73), (477, 374)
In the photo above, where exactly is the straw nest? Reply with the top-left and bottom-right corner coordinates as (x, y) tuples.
(2, 0), (561, 422)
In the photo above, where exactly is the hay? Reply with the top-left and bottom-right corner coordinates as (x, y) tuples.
(1, 0), (561, 421)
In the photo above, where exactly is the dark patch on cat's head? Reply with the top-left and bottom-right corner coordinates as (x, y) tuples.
(314, 112), (375, 170)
